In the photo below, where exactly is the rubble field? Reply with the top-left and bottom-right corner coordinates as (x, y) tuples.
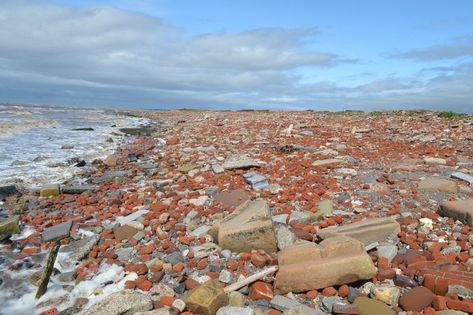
(1, 110), (473, 315)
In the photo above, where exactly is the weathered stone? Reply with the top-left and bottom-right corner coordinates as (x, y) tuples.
(216, 306), (255, 315)
(353, 297), (395, 315)
(288, 211), (311, 224)
(418, 177), (457, 193)
(61, 185), (97, 194)
(223, 154), (259, 170)
(40, 184), (60, 198)
(214, 189), (251, 208)
(186, 279), (229, 315)
(274, 236), (376, 294)
(93, 170), (130, 183)
(218, 199), (277, 253)
(113, 224), (138, 241)
(317, 200), (333, 217)
(0, 216), (20, 237)
(317, 217), (400, 246)
(399, 286), (434, 311)
(448, 285), (473, 300)
(104, 155), (118, 167)
(58, 235), (99, 269)
(312, 158), (347, 167)
(451, 172), (473, 184)
(78, 290), (153, 315)
(438, 199), (473, 226)
(41, 220), (72, 242)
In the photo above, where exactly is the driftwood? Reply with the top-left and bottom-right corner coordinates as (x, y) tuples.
(223, 265), (278, 293)
(36, 241), (61, 299)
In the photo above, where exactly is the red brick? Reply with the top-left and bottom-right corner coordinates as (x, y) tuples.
(447, 299), (473, 313)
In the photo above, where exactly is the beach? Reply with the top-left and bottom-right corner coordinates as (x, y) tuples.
(1, 109), (473, 314)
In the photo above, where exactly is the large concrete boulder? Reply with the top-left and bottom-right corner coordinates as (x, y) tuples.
(218, 199), (277, 253)
(274, 236), (376, 294)
(317, 217), (400, 246)
(439, 199), (473, 226)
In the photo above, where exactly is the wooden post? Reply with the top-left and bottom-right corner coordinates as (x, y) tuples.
(223, 265), (278, 293)
(36, 241), (61, 299)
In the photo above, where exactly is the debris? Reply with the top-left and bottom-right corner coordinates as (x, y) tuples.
(243, 172), (269, 190)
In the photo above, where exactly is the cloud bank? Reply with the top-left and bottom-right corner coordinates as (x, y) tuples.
(0, 1), (472, 112)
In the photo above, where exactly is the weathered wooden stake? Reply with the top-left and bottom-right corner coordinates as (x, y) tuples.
(35, 241), (61, 299)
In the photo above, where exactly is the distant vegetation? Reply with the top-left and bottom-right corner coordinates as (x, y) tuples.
(438, 111), (467, 119)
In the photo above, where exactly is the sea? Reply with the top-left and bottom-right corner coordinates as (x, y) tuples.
(0, 103), (150, 189)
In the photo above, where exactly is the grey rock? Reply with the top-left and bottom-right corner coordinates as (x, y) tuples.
(212, 164), (225, 174)
(451, 172), (473, 184)
(288, 211), (311, 224)
(165, 251), (185, 265)
(58, 234), (99, 269)
(243, 172), (269, 190)
(272, 214), (288, 224)
(299, 130), (314, 137)
(42, 220), (72, 242)
(377, 244), (398, 263)
(93, 170), (131, 183)
(274, 223), (296, 251)
(448, 284), (473, 299)
(219, 269), (232, 284)
(321, 296), (343, 313)
(78, 291), (153, 315)
(61, 185), (97, 194)
(223, 154), (259, 170)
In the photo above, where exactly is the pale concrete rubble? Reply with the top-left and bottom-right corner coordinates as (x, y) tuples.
(274, 236), (376, 294)
(317, 217), (401, 246)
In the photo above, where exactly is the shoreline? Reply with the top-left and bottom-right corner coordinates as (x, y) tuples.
(1, 109), (473, 314)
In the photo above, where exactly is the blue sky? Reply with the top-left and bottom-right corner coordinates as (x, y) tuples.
(1, 0), (473, 111)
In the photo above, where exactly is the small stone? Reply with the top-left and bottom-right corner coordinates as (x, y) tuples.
(172, 299), (186, 312)
(212, 164), (225, 174)
(219, 269), (232, 284)
(332, 303), (358, 314)
(399, 286), (434, 311)
(424, 157), (447, 165)
(243, 172), (269, 190)
(274, 223), (296, 251)
(165, 251), (185, 265)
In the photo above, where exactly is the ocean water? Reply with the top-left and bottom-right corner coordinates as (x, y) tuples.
(0, 104), (149, 188)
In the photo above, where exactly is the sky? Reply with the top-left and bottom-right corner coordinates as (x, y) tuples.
(1, 1), (473, 112)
